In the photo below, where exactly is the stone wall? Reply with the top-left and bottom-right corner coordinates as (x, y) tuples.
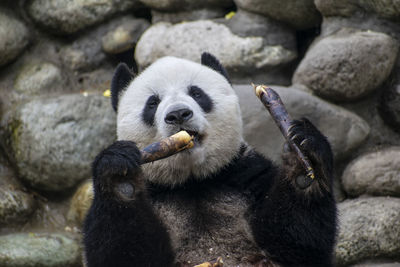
(0, 0), (399, 266)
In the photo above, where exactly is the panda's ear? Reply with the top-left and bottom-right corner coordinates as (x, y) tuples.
(201, 52), (230, 84)
(111, 63), (135, 112)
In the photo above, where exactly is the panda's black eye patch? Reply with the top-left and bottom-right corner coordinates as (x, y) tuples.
(142, 95), (160, 126)
(188, 86), (213, 113)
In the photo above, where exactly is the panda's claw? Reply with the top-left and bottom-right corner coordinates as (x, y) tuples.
(282, 118), (333, 191)
(300, 138), (308, 148)
(290, 134), (301, 142)
(287, 123), (296, 135)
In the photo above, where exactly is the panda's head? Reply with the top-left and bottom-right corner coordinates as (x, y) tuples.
(111, 53), (243, 186)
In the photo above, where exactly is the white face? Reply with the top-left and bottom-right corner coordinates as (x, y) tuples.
(117, 56), (243, 186)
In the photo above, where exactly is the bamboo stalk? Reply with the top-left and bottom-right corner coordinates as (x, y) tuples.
(194, 257), (224, 267)
(141, 131), (194, 164)
(252, 84), (315, 181)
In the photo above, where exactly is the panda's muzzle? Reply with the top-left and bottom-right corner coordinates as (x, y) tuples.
(165, 108), (193, 125)
(164, 107), (204, 144)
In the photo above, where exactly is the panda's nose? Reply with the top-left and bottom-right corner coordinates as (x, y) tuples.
(165, 109), (193, 125)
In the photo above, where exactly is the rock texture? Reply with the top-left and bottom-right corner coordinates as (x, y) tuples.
(336, 197), (400, 266)
(342, 147), (400, 197)
(293, 29), (398, 102)
(101, 18), (149, 54)
(8, 94), (116, 192)
(0, 233), (81, 266)
(315, 0), (400, 22)
(14, 62), (64, 96)
(139, 0), (232, 11)
(151, 8), (226, 24)
(234, 84), (370, 161)
(0, 10), (30, 67)
(135, 20), (296, 83)
(221, 10), (296, 50)
(28, 0), (140, 34)
(0, 151), (36, 226)
(352, 262), (400, 267)
(234, 0), (321, 29)
(0, 188), (36, 226)
(61, 15), (148, 71)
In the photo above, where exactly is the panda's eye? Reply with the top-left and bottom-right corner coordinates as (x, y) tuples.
(190, 90), (202, 99)
(148, 100), (158, 108)
(147, 95), (160, 109)
(142, 95), (160, 126)
(188, 85), (213, 113)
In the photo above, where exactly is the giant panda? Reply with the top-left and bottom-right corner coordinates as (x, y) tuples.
(83, 53), (337, 267)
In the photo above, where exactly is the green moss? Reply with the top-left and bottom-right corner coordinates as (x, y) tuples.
(8, 118), (22, 158)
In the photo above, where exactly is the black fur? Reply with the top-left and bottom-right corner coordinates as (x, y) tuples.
(201, 52), (230, 83)
(142, 95), (160, 126)
(84, 141), (175, 267)
(188, 85), (213, 113)
(84, 118), (337, 266)
(111, 63), (135, 112)
(250, 118), (337, 266)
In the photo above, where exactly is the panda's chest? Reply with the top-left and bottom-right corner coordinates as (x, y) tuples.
(151, 188), (264, 266)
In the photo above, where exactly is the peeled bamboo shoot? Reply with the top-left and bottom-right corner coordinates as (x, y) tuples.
(141, 131), (194, 164)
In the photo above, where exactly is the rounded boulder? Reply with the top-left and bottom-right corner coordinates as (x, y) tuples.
(293, 29), (398, 102)
(342, 147), (400, 197)
(0, 11), (30, 67)
(8, 93), (116, 192)
(336, 197), (400, 266)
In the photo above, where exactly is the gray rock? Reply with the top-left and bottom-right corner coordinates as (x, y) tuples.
(342, 147), (400, 197)
(135, 20), (297, 83)
(293, 29), (398, 102)
(61, 16), (146, 71)
(0, 10), (30, 67)
(8, 93), (116, 192)
(14, 62), (64, 97)
(315, 0), (400, 22)
(0, 233), (81, 266)
(0, 188), (36, 226)
(61, 47), (95, 72)
(234, 0), (321, 30)
(101, 18), (149, 54)
(218, 10), (297, 84)
(336, 197), (400, 266)
(233, 84), (370, 162)
(73, 68), (114, 95)
(151, 8), (226, 24)
(0, 152), (19, 188)
(352, 262), (400, 267)
(28, 0), (140, 34)
(221, 10), (296, 50)
(0, 149), (36, 226)
(319, 16), (400, 42)
(139, 0), (232, 11)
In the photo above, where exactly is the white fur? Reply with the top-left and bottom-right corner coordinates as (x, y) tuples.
(117, 56), (243, 186)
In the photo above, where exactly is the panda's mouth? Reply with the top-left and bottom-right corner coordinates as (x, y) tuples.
(180, 129), (204, 145)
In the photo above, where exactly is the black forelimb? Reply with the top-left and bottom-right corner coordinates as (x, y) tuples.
(83, 141), (175, 267)
(250, 118), (337, 266)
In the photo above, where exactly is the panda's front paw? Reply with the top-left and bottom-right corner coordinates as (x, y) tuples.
(284, 118), (333, 191)
(92, 141), (144, 201)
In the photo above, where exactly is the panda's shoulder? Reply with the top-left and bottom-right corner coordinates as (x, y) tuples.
(221, 145), (279, 197)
